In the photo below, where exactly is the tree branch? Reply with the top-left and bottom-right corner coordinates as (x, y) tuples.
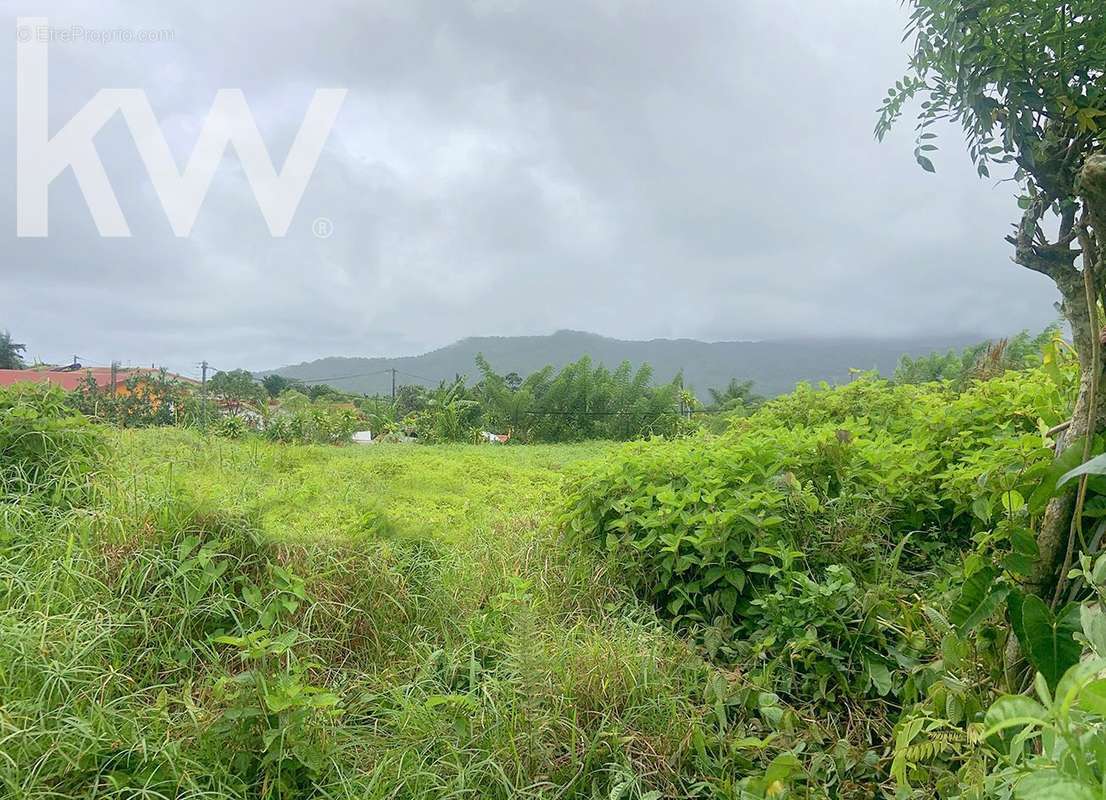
(1007, 193), (1080, 278)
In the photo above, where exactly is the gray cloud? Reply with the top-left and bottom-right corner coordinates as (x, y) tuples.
(2, 0), (1060, 376)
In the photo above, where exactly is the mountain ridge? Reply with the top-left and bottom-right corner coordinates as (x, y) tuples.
(263, 329), (986, 398)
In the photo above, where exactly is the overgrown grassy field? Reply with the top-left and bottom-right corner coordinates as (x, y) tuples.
(4, 426), (748, 799)
(6, 359), (1106, 798)
(111, 429), (613, 544)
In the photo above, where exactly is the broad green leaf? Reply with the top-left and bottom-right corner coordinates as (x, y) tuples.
(971, 497), (992, 523)
(1058, 452), (1106, 490)
(1082, 604), (1106, 657)
(1004, 552), (1035, 576)
(949, 566), (1000, 633)
(1014, 771), (1101, 800)
(1001, 490), (1025, 514)
(867, 660), (893, 696)
(1035, 671), (1053, 708)
(1055, 658), (1106, 719)
(763, 752), (801, 785)
(963, 587), (1009, 635)
(1078, 679), (1106, 717)
(1004, 528), (1039, 577)
(1030, 440), (1089, 512)
(1010, 527), (1039, 557)
(1022, 596), (1082, 691)
(1008, 590), (1027, 651)
(1093, 555), (1106, 587)
(982, 694), (1047, 739)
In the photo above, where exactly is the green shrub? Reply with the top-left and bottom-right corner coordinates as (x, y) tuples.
(265, 406), (359, 445)
(70, 368), (200, 428)
(560, 368), (1076, 708)
(215, 414), (250, 439)
(0, 383), (105, 507)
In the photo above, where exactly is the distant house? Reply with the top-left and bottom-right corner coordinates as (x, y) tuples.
(0, 366), (199, 395)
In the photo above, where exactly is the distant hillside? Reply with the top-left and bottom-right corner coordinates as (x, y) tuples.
(262, 329), (985, 399)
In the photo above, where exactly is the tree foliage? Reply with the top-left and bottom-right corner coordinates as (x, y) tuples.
(0, 330), (27, 370)
(876, 1), (1105, 349)
(261, 374), (302, 399)
(895, 326), (1059, 385)
(70, 369), (199, 428)
(208, 369), (266, 412)
(706, 378), (764, 412)
(368, 355), (696, 443)
(876, 0), (1105, 184)
(472, 354), (690, 443)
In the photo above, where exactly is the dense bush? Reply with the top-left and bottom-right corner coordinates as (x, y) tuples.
(561, 368), (1075, 706)
(70, 369), (200, 428)
(376, 355), (699, 444)
(475, 354), (692, 442)
(0, 383), (105, 507)
(559, 355), (1106, 796)
(894, 326), (1058, 386)
(214, 414), (250, 439)
(405, 379), (482, 442)
(265, 405), (360, 445)
(971, 560), (1106, 798)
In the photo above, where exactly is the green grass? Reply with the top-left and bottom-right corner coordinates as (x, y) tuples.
(110, 428), (614, 544)
(5, 429), (778, 800)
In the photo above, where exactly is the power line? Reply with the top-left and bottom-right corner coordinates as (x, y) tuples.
(284, 368), (395, 384)
(394, 369), (440, 385)
(495, 407), (732, 417)
(266, 367), (441, 388)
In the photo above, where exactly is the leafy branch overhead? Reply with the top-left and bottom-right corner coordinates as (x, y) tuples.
(878, 2), (1105, 289)
(876, 1), (1106, 178)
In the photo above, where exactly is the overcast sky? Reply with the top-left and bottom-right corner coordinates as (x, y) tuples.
(2, 0), (1060, 378)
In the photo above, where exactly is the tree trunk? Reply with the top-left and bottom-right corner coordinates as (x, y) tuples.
(1025, 265), (1100, 601)
(1005, 154), (1106, 688)
(1030, 155), (1106, 601)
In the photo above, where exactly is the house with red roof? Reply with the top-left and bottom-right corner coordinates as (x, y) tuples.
(0, 366), (199, 394)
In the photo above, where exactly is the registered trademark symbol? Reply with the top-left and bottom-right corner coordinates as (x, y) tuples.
(312, 217), (334, 239)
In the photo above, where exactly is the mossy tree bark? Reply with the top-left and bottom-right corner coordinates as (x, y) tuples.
(1020, 154), (1106, 610)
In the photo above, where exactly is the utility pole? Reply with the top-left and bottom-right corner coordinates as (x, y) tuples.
(201, 360), (209, 431)
(391, 367), (397, 404)
(109, 360), (119, 425)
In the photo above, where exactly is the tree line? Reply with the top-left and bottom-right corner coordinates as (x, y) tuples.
(0, 324), (1065, 445)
